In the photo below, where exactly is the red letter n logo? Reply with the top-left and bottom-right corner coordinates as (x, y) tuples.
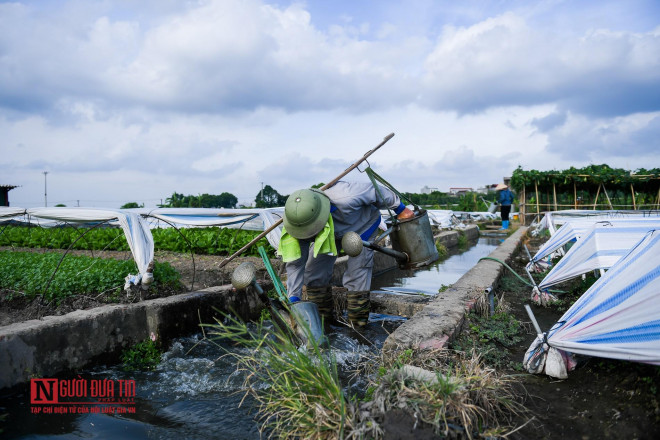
(31, 379), (58, 404)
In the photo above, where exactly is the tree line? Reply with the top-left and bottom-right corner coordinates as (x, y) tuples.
(119, 185), (499, 212)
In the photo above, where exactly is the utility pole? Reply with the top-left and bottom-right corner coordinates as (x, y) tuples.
(260, 182), (264, 206)
(43, 171), (48, 207)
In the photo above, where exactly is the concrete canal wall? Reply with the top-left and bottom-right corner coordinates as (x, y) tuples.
(0, 286), (264, 389)
(0, 224), (489, 389)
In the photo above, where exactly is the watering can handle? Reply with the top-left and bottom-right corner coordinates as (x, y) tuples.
(218, 133), (396, 268)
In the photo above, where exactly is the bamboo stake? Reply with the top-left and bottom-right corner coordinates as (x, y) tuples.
(521, 186), (526, 225)
(553, 183), (557, 211)
(656, 188), (660, 210)
(602, 184), (613, 209)
(535, 181), (540, 215)
(631, 183), (637, 210)
(593, 183), (601, 210)
(574, 183), (577, 209)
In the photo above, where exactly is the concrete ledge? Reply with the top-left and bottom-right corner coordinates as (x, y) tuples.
(435, 224), (479, 248)
(383, 227), (527, 351)
(370, 292), (428, 318)
(0, 285), (264, 389)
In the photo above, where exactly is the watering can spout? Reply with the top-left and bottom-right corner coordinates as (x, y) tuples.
(231, 262), (326, 348)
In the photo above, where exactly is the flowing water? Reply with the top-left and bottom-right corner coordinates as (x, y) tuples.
(1, 237), (500, 439)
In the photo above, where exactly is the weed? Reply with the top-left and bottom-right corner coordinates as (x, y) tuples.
(202, 311), (353, 440)
(451, 310), (524, 370)
(435, 241), (449, 260)
(359, 349), (528, 438)
(457, 232), (468, 250)
(121, 334), (161, 371)
(438, 284), (451, 293)
(258, 308), (271, 323)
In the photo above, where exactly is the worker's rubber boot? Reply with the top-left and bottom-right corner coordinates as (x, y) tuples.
(347, 291), (370, 327)
(500, 220), (509, 230)
(306, 286), (335, 326)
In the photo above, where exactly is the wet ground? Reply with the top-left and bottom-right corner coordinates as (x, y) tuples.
(484, 236), (660, 439)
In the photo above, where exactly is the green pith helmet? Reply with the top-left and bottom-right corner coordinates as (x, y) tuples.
(283, 188), (331, 239)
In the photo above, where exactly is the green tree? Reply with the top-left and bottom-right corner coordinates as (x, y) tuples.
(120, 202), (144, 209)
(217, 192), (238, 208)
(255, 185), (287, 208)
(164, 192), (238, 208)
(165, 192), (186, 207)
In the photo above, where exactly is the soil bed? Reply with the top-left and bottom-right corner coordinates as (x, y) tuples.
(455, 234), (660, 439)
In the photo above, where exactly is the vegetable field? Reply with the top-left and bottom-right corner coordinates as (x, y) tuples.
(0, 251), (181, 304)
(0, 225), (275, 257)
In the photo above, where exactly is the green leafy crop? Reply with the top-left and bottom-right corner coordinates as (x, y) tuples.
(0, 251), (181, 303)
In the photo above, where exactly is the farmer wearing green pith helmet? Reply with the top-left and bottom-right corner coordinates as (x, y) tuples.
(278, 181), (414, 327)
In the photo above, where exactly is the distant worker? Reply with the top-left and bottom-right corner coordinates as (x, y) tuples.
(278, 181), (414, 327)
(495, 183), (514, 230)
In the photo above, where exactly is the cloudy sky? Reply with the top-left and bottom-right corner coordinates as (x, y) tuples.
(2, 0), (659, 208)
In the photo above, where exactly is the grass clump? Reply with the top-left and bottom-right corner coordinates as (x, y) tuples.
(435, 241), (449, 260)
(359, 348), (527, 439)
(121, 335), (161, 371)
(457, 232), (468, 250)
(451, 295), (525, 370)
(203, 312), (354, 440)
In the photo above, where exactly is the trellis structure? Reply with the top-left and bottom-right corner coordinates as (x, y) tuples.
(509, 165), (660, 225)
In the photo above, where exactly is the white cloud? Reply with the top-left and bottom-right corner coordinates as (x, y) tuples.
(1, 0), (659, 209)
(421, 14), (660, 116)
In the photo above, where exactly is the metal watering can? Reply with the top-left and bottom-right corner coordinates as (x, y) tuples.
(231, 262), (325, 347)
(342, 209), (439, 270)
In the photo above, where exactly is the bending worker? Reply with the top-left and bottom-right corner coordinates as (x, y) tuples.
(278, 181), (414, 327)
(495, 183), (514, 230)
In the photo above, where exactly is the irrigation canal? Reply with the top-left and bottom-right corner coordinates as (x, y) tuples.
(1, 236), (501, 439)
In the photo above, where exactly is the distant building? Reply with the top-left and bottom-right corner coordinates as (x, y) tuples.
(420, 185), (439, 194)
(449, 187), (473, 196)
(0, 185), (18, 206)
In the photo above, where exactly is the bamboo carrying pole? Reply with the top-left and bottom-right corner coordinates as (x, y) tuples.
(218, 133), (396, 269)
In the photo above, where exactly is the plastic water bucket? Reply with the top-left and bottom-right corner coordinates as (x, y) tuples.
(389, 209), (439, 269)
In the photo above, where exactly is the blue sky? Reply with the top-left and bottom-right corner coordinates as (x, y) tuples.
(1, 0), (659, 208)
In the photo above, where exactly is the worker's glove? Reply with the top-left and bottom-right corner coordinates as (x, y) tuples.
(397, 207), (415, 220)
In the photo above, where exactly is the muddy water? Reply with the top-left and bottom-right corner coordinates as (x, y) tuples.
(0, 237), (499, 439)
